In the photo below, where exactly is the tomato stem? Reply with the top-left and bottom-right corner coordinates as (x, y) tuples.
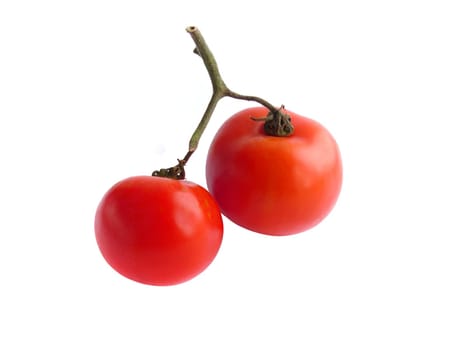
(153, 26), (293, 179)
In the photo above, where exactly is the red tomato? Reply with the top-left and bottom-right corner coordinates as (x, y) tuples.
(95, 176), (223, 286)
(206, 107), (342, 236)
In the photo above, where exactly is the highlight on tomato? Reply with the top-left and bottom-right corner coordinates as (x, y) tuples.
(94, 176), (223, 286)
(205, 106), (342, 236)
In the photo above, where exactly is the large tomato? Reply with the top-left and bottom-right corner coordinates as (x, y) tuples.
(206, 107), (342, 236)
(95, 176), (223, 285)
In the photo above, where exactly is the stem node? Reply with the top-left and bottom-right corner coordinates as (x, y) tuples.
(152, 159), (186, 180)
(251, 105), (294, 136)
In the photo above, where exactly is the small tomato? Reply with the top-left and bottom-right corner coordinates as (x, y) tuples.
(95, 176), (223, 285)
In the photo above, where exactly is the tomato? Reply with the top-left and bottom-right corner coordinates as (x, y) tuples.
(94, 176), (223, 286)
(206, 107), (342, 236)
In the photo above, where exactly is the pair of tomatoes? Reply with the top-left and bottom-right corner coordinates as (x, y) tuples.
(95, 107), (343, 285)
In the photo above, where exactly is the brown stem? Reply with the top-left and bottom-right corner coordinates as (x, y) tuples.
(153, 26), (292, 180)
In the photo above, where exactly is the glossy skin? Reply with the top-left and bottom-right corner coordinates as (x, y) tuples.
(206, 107), (342, 236)
(95, 176), (223, 286)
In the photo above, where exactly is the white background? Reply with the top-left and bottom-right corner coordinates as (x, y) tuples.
(1, 0), (466, 349)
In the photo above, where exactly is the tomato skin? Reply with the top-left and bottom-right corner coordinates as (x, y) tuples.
(94, 176), (223, 286)
(206, 107), (342, 236)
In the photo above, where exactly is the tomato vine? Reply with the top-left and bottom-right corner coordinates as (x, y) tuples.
(153, 26), (294, 180)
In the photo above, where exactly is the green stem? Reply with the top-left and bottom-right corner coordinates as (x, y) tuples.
(186, 26), (227, 95)
(153, 26), (293, 180)
(188, 91), (223, 152)
(225, 90), (276, 111)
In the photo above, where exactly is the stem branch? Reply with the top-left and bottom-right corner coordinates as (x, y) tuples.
(188, 91), (223, 152)
(225, 90), (276, 111)
(153, 26), (292, 180)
